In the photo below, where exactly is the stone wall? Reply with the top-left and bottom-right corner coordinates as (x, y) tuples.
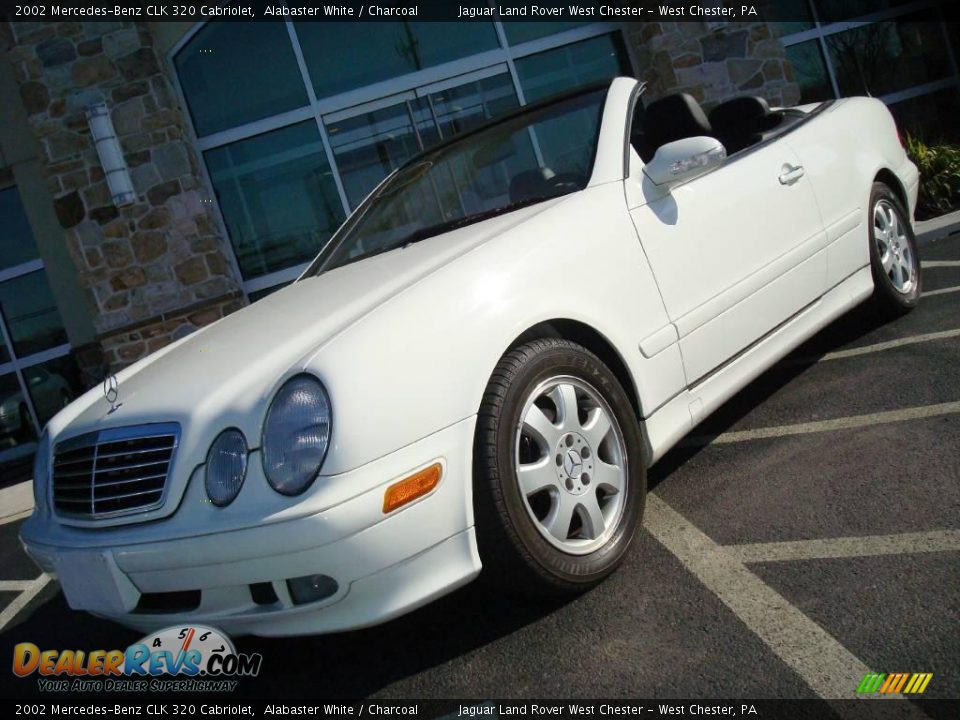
(2, 20), (244, 376)
(627, 21), (801, 110)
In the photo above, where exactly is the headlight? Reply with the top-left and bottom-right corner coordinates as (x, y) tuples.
(205, 429), (248, 507)
(261, 374), (331, 496)
(32, 430), (50, 516)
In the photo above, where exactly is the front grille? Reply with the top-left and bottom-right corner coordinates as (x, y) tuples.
(52, 423), (180, 520)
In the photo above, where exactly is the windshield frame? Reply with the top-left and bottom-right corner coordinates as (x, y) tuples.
(301, 82), (612, 278)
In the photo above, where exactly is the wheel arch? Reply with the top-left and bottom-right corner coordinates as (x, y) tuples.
(504, 319), (642, 420)
(874, 168), (909, 211)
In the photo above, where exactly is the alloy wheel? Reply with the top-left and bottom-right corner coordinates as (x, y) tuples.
(515, 375), (628, 555)
(873, 199), (917, 294)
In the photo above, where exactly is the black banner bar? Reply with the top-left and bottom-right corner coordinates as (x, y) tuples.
(1, 0), (955, 24)
(4, 699), (960, 719)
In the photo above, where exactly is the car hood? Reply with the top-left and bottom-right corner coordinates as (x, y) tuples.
(53, 198), (568, 441)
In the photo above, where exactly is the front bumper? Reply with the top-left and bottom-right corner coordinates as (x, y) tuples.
(20, 416), (481, 636)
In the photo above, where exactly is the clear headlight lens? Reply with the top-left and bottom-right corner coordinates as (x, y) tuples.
(32, 430), (50, 516)
(205, 429), (248, 507)
(261, 374), (331, 496)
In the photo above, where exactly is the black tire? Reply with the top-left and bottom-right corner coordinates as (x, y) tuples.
(473, 338), (646, 596)
(869, 182), (921, 316)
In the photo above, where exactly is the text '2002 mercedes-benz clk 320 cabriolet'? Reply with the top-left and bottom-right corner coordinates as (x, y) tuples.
(21, 77), (921, 636)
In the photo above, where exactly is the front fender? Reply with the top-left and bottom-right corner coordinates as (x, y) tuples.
(308, 183), (683, 478)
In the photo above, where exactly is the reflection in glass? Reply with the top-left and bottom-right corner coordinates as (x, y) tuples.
(23, 355), (82, 427)
(0, 271), (67, 358)
(327, 73), (520, 208)
(888, 87), (960, 142)
(785, 41), (835, 103)
(826, 12), (952, 97)
(205, 122), (346, 280)
(0, 372), (33, 444)
(0, 187), (39, 273)
(503, 21), (592, 45)
(429, 73), (520, 140)
(763, 0), (815, 37)
(516, 34), (629, 102)
(0, 371), (36, 482)
(296, 22), (499, 99)
(317, 88), (607, 273)
(815, 0), (914, 24)
(175, 21), (307, 137)
(326, 100), (434, 209)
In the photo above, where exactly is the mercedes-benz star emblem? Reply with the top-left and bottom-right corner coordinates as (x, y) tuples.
(103, 373), (121, 413)
(563, 449), (583, 479)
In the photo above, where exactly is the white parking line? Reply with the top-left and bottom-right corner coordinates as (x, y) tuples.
(0, 509), (32, 526)
(0, 580), (35, 592)
(923, 285), (960, 297)
(726, 529), (960, 564)
(922, 260), (960, 268)
(0, 480), (33, 525)
(0, 574), (50, 631)
(685, 400), (960, 447)
(645, 494), (874, 700)
(783, 328), (960, 367)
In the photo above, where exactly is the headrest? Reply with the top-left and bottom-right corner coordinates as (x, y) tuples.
(709, 96), (773, 136)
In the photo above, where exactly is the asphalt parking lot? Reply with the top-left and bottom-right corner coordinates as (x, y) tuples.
(1, 231), (958, 707)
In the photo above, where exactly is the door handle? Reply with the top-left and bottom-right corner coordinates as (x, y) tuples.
(779, 164), (805, 185)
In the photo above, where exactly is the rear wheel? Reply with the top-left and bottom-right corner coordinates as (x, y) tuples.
(869, 182), (921, 315)
(473, 339), (646, 595)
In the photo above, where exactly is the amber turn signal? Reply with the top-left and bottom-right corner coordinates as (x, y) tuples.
(383, 463), (442, 514)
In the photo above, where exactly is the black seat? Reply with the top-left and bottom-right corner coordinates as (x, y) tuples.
(640, 93), (713, 161)
(708, 96), (783, 155)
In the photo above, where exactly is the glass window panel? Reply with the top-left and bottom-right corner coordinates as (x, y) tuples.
(0, 270), (67, 358)
(23, 355), (83, 428)
(503, 21), (592, 45)
(326, 99), (433, 209)
(175, 20), (307, 137)
(516, 34), (629, 103)
(761, 0), (815, 37)
(296, 22), (499, 100)
(0, 186), (39, 272)
(815, 0), (916, 24)
(826, 11), (953, 97)
(429, 72), (520, 140)
(888, 87), (960, 143)
(949, 18), (959, 68)
(785, 40), (836, 103)
(318, 89), (607, 273)
(0, 372), (37, 475)
(205, 122), (346, 280)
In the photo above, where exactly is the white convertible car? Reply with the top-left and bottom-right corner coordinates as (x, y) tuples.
(21, 77), (921, 636)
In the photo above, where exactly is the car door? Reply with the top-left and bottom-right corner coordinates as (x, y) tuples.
(625, 139), (828, 385)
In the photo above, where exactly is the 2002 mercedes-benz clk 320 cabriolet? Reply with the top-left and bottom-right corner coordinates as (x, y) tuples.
(22, 77), (921, 636)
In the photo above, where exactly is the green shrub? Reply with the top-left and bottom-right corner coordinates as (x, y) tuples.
(904, 134), (960, 219)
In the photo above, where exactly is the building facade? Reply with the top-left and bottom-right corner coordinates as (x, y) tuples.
(0, 2), (957, 477)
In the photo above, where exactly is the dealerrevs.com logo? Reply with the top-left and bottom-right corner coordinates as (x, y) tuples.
(13, 625), (262, 693)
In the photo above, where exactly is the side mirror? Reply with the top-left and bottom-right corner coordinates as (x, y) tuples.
(642, 136), (726, 188)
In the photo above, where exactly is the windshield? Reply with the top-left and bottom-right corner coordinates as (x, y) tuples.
(312, 87), (608, 274)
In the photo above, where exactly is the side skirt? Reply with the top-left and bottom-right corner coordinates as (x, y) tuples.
(641, 266), (874, 465)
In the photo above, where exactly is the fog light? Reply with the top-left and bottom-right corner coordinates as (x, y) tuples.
(287, 574), (338, 605)
(383, 463), (442, 514)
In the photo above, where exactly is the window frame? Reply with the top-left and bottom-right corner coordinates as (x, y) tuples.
(0, 183), (74, 442)
(167, 16), (633, 296)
